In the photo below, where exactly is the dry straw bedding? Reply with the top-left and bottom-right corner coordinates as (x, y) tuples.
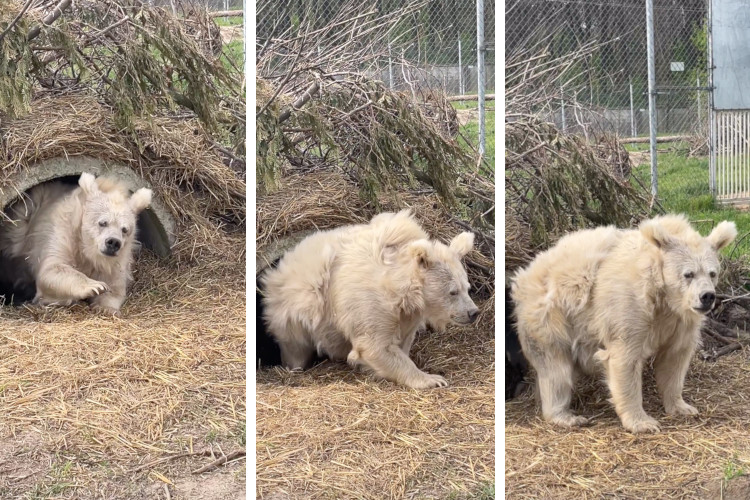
(0, 94), (246, 231)
(0, 229), (246, 497)
(506, 349), (750, 499)
(256, 316), (495, 500)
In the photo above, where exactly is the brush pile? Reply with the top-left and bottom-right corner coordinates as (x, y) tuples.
(505, 116), (650, 273)
(505, 35), (652, 274)
(0, 0), (245, 248)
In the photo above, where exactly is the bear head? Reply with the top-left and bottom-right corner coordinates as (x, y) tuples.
(640, 214), (737, 316)
(406, 231), (480, 329)
(77, 172), (153, 259)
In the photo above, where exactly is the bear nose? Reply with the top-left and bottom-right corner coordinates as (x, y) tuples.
(700, 292), (715, 308)
(468, 309), (479, 323)
(105, 238), (121, 252)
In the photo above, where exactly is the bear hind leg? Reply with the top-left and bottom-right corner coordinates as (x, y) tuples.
(535, 353), (589, 428)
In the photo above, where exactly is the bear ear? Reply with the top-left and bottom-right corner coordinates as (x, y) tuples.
(129, 188), (152, 214)
(639, 218), (676, 250)
(408, 240), (432, 269)
(449, 231), (474, 257)
(707, 220), (737, 251)
(78, 172), (99, 195)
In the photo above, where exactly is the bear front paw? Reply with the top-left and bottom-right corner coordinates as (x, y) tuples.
(82, 280), (110, 299)
(407, 372), (448, 389)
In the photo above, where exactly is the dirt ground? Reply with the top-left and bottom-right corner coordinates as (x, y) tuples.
(256, 305), (495, 500)
(0, 233), (246, 499)
(505, 348), (750, 499)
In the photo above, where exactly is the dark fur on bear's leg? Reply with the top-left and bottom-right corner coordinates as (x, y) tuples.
(256, 259), (331, 370)
(0, 255), (37, 305)
(505, 286), (529, 400)
(256, 279), (283, 368)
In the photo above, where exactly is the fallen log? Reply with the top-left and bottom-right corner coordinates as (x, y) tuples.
(620, 135), (689, 144)
(208, 10), (243, 18)
(447, 94), (496, 102)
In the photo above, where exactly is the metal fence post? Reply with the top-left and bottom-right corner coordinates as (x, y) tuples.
(388, 42), (393, 90)
(458, 37), (464, 95)
(646, 0), (658, 197)
(697, 77), (702, 129)
(560, 86), (566, 134)
(476, 0), (485, 158)
(629, 77), (636, 137)
(708, 0), (716, 195)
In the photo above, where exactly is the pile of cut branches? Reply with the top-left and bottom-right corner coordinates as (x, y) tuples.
(505, 115), (651, 272)
(0, 0), (244, 175)
(256, 0), (493, 233)
(504, 32), (652, 273)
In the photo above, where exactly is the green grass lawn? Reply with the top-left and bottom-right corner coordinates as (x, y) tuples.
(632, 152), (750, 257)
(222, 39), (244, 70)
(215, 15), (243, 27)
(453, 101), (495, 172)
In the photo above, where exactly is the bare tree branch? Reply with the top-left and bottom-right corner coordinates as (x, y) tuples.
(26, 0), (72, 41)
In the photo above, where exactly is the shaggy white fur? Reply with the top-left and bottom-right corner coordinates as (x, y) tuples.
(262, 209), (479, 389)
(0, 173), (152, 315)
(512, 214), (737, 433)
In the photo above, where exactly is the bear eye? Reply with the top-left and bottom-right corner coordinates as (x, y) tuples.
(99, 221), (108, 227)
(709, 271), (717, 278)
(683, 271), (694, 279)
(450, 290), (458, 296)
(122, 227), (129, 235)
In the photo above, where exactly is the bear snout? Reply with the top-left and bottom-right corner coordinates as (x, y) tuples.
(468, 308), (479, 323)
(698, 291), (716, 311)
(103, 237), (122, 256)
(455, 307), (479, 324)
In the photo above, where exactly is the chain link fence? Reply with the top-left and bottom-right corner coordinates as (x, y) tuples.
(257, 0), (494, 94)
(256, 0), (494, 163)
(507, 0), (710, 210)
(149, 0), (243, 10)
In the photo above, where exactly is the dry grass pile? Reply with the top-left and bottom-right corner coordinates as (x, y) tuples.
(0, 94), (245, 243)
(0, 229), (246, 498)
(257, 310), (495, 500)
(256, 171), (494, 301)
(506, 349), (750, 499)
